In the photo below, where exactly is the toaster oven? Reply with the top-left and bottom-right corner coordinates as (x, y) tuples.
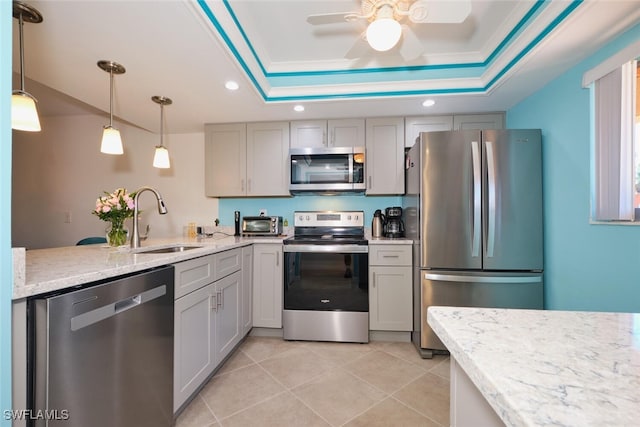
(241, 216), (283, 236)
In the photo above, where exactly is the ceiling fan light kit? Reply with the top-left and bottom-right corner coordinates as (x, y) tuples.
(366, 5), (402, 52)
(307, 0), (472, 60)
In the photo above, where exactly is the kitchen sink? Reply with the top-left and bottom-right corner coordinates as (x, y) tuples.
(133, 244), (203, 254)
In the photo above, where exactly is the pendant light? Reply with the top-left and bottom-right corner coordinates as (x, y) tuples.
(11, 1), (43, 132)
(97, 60), (126, 155)
(152, 96), (172, 169)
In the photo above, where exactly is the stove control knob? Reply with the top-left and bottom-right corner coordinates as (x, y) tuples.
(298, 215), (303, 221)
(306, 215), (310, 220)
(347, 215), (352, 220)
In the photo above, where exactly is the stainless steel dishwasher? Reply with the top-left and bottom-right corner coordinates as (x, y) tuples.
(29, 265), (174, 427)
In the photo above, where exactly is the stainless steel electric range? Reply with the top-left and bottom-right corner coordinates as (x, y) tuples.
(283, 211), (369, 343)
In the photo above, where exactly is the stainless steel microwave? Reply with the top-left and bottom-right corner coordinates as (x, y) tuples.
(289, 146), (365, 194)
(242, 216), (283, 236)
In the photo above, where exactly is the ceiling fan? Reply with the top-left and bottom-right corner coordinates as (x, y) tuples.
(307, 0), (471, 61)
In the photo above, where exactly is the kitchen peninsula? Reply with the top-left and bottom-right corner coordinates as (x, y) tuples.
(428, 306), (640, 427)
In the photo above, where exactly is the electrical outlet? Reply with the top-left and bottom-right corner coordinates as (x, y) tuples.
(259, 209), (267, 216)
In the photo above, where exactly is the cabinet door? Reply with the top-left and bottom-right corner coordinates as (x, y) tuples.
(241, 246), (253, 335)
(365, 117), (405, 195)
(328, 118), (365, 147)
(252, 244), (283, 328)
(205, 123), (247, 197)
(174, 283), (216, 412)
(246, 122), (290, 196)
(369, 266), (412, 331)
(290, 120), (327, 148)
(453, 113), (505, 130)
(215, 271), (242, 363)
(404, 115), (454, 147)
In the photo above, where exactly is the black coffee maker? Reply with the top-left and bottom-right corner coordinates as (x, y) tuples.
(384, 206), (405, 238)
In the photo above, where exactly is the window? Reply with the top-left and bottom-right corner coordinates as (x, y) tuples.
(584, 41), (640, 222)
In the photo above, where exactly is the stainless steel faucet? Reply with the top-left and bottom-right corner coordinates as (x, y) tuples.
(131, 186), (168, 249)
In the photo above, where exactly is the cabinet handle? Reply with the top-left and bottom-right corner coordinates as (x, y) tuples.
(276, 251), (280, 266)
(241, 179), (245, 192)
(330, 129), (335, 147)
(382, 255), (400, 258)
(323, 131), (328, 147)
(211, 294), (218, 312)
(372, 272), (376, 288)
(217, 290), (223, 309)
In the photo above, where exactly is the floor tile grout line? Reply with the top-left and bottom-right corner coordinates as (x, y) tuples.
(388, 394), (448, 427)
(197, 393), (224, 427)
(214, 390), (291, 426)
(389, 372), (450, 426)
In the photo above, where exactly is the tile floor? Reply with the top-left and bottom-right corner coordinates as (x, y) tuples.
(176, 337), (450, 427)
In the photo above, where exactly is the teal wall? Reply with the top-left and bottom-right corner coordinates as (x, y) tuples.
(219, 195), (402, 227)
(507, 23), (640, 312)
(1, 0), (13, 423)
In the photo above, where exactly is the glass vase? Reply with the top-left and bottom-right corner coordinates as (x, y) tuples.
(106, 221), (129, 247)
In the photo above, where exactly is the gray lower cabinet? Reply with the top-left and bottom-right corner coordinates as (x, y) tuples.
(252, 243), (283, 328)
(369, 244), (413, 331)
(173, 248), (244, 413)
(241, 246), (253, 335)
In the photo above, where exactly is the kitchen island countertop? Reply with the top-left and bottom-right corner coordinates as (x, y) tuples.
(428, 306), (640, 427)
(14, 235), (286, 300)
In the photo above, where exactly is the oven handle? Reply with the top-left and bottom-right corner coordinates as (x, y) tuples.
(283, 244), (368, 253)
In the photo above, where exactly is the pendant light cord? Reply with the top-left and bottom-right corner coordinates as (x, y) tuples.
(18, 12), (26, 92)
(109, 68), (114, 127)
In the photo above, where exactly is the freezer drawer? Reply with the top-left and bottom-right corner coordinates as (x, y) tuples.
(419, 271), (543, 352)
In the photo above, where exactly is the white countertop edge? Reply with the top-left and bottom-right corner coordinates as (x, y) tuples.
(14, 236), (287, 300)
(427, 307), (524, 427)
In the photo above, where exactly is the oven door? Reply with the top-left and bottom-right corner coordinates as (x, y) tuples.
(283, 244), (368, 312)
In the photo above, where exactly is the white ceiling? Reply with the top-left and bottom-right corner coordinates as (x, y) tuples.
(11, 0), (640, 134)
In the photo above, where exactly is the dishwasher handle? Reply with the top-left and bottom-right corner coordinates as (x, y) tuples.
(70, 284), (167, 332)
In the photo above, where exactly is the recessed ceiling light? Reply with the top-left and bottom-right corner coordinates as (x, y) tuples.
(422, 99), (436, 107)
(225, 80), (239, 91)
(294, 105), (305, 112)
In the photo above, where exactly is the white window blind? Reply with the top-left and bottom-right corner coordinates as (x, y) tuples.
(593, 60), (636, 221)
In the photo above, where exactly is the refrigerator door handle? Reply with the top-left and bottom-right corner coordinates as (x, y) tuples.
(485, 140), (497, 258)
(424, 273), (542, 284)
(471, 140), (481, 258)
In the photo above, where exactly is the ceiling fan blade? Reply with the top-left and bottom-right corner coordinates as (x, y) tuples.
(345, 33), (370, 59)
(307, 12), (361, 25)
(399, 25), (424, 61)
(410, 0), (471, 24)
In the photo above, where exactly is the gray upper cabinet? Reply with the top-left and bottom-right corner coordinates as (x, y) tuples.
(453, 113), (505, 130)
(365, 117), (405, 195)
(290, 119), (365, 148)
(404, 115), (454, 147)
(205, 122), (289, 197)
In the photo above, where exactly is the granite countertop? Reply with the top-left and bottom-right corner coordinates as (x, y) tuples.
(427, 307), (640, 427)
(14, 235), (286, 300)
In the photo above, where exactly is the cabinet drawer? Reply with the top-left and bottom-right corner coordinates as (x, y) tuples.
(369, 245), (412, 266)
(174, 255), (215, 299)
(215, 248), (242, 281)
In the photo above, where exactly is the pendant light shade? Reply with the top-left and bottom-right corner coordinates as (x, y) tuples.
(98, 60), (126, 155)
(153, 146), (170, 168)
(12, 1), (43, 132)
(12, 91), (40, 131)
(152, 96), (172, 169)
(101, 126), (123, 155)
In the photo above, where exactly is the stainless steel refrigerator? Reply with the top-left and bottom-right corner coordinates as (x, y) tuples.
(403, 129), (543, 358)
